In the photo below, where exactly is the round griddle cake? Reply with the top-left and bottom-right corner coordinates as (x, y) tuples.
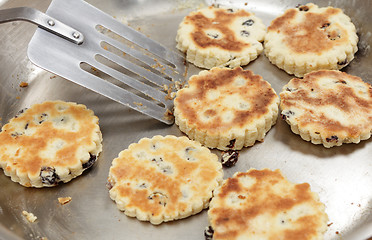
(174, 67), (279, 150)
(264, 3), (358, 77)
(0, 101), (102, 187)
(176, 6), (266, 69)
(107, 135), (223, 225)
(280, 70), (372, 148)
(208, 168), (328, 240)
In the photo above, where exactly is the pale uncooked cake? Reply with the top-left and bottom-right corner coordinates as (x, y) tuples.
(107, 135), (223, 225)
(280, 70), (372, 148)
(264, 3), (358, 77)
(208, 168), (328, 240)
(176, 6), (266, 69)
(0, 101), (103, 187)
(174, 67), (279, 150)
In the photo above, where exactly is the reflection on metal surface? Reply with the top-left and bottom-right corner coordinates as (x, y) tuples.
(0, 0), (371, 239)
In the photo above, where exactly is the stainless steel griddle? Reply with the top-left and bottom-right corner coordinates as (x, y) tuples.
(0, 0), (371, 239)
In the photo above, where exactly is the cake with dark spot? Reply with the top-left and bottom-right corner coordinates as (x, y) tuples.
(280, 70), (372, 147)
(264, 3), (358, 77)
(208, 168), (328, 240)
(107, 135), (223, 224)
(0, 101), (102, 187)
(174, 67), (279, 150)
(176, 6), (266, 69)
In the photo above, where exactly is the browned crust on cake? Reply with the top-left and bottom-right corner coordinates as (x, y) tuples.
(210, 169), (326, 240)
(280, 70), (372, 138)
(110, 139), (221, 217)
(185, 7), (252, 51)
(0, 101), (98, 176)
(111, 159), (196, 216)
(108, 136), (223, 224)
(268, 7), (348, 54)
(175, 67), (277, 133)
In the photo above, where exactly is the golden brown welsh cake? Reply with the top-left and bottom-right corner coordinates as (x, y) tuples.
(208, 168), (328, 240)
(280, 70), (372, 148)
(0, 101), (102, 187)
(265, 3), (358, 77)
(107, 135), (223, 225)
(174, 67), (279, 150)
(176, 6), (266, 69)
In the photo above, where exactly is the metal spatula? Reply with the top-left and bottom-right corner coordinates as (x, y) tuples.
(0, 0), (186, 125)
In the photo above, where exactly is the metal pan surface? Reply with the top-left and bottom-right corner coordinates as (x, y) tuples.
(0, 0), (371, 239)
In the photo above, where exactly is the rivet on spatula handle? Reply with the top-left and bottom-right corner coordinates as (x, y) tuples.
(0, 7), (84, 45)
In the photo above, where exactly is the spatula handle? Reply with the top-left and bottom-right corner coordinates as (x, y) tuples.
(0, 7), (84, 45)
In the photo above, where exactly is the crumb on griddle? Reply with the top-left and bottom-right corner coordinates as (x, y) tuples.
(22, 210), (37, 223)
(175, 80), (187, 91)
(58, 197), (72, 205)
(164, 80), (186, 101)
(165, 83), (175, 100)
(164, 108), (174, 122)
(163, 84), (169, 91)
(19, 82), (28, 88)
(133, 102), (144, 107)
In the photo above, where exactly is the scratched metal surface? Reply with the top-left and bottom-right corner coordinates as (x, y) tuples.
(0, 0), (371, 239)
